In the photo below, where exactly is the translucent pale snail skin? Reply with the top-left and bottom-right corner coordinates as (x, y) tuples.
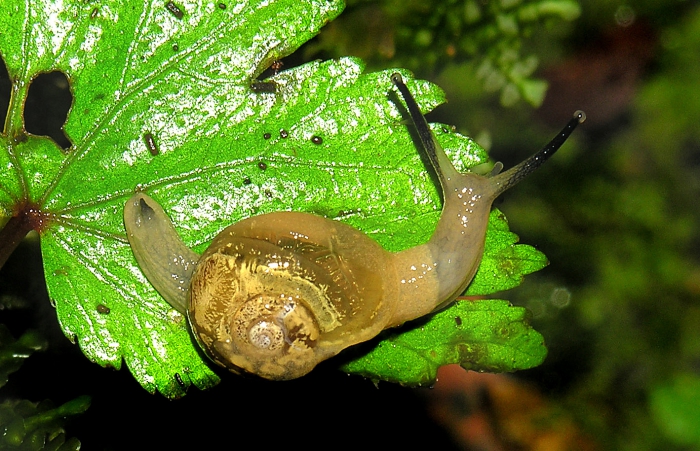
(123, 73), (585, 380)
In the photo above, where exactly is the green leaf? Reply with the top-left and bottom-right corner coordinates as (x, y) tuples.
(0, 0), (549, 396)
(341, 299), (547, 386)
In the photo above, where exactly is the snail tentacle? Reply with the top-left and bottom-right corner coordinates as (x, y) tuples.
(390, 73), (584, 323)
(488, 110), (586, 196)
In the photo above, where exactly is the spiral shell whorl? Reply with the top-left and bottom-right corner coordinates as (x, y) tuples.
(230, 294), (320, 363)
(188, 244), (331, 379)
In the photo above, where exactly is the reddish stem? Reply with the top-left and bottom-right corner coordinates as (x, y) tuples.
(0, 203), (46, 269)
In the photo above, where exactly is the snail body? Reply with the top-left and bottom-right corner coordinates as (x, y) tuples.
(124, 73), (585, 380)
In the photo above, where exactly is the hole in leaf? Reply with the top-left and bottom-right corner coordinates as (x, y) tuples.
(0, 55), (10, 131)
(24, 71), (73, 150)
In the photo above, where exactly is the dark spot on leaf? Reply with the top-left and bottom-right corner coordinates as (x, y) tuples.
(143, 132), (159, 155)
(311, 135), (322, 145)
(24, 71), (73, 150)
(218, 2), (226, 9)
(250, 81), (276, 93)
(336, 209), (356, 218)
(166, 1), (184, 19)
(441, 126), (449, 133)
(263, 132), (271, 140)
(271, 60), (284, 75)
(279, 129), (288, 139)
(258, 161), (267, 171)
(264, 189), (273, 198)
(90, 7), (99, 19)
(96, 304), (110, 314)
(172, 43), (179, 52)
(52, 267), (69, 277)
(12, 130), (27, 144)
(243, 177), (252, 185)
(455, 316), (462, 326)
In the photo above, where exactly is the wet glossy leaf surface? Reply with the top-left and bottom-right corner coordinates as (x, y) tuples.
(0, 0), (547, 396)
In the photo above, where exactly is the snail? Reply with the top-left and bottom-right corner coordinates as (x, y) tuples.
(123, 73), (585, 380)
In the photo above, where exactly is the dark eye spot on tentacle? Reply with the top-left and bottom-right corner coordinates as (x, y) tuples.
(218, 2), (226, 9)
(143, 132), (159, 156)
(139, 198), (156, 221)
(263, 132), (271, 140)
(311, 136), (322, 145)
(243, 177), (252, 185)
(172, 43), (179, 52)
(258, 161), (267, 171)
(279, 129), (288, 139)
(166, 1), (184, 19)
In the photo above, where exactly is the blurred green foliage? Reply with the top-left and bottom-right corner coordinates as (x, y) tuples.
(0, 326), (46, 389)
(305, 0), (580, 107)
(651, 373), (700, 447)
(0, 397), (89, 451)
(0, 325), (87, 450)
(468, 2), (700, 450)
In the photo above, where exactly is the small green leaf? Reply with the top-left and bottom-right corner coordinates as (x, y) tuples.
(519, 78), (548, 107)
(533, 0), (582, 21)
(341, 299), (547, 386)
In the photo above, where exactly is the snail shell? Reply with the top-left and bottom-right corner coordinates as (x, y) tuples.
(124, 73), (585, 380)
(189, 212), (397, 378)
